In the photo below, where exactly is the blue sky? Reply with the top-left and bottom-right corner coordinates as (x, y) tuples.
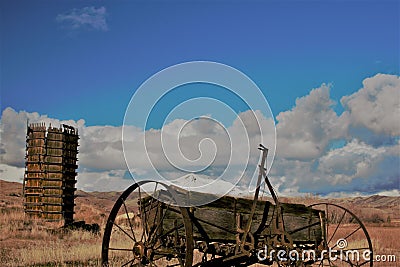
(1, 1), (398, 126)
(0, 1), (399, 196)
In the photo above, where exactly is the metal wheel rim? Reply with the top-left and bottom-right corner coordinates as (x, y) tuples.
(101, 180), (194, 267)
(308, 203), (373, 267)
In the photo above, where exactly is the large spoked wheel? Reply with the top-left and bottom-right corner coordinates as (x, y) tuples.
(308, 203), (373, 267)
(102, 181), (194, 267)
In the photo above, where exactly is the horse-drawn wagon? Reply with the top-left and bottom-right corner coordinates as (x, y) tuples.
(102, 145), (373, 266)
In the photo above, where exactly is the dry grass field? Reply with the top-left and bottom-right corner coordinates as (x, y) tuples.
(1, 180), (399, 266)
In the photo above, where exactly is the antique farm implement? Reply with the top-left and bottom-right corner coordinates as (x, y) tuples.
(102, 145), (373, 266)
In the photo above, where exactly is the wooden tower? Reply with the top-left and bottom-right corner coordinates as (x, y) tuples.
(23, 123), (79, 225)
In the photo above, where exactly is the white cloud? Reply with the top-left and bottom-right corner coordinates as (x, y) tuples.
(269, 75), (399, 196)
(317, 139), (386, 184)
(275, 84), (348, 160)
(341, 73), (400, 136)
(376, 189), (400, 197)
(324, 191), (367, 198)
(1, 73), (398, 195)
(76, 169), (132, 192)
(79, 125), (126, 170)
(122, 110), (276, 196)
(0, 164), (24, 183)
(0, 108), (275, 194)
(0, 107), (85, 168)
(56, 6), (108, 32)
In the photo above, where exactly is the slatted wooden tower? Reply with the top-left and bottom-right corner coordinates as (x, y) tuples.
(23, 123), (79, 225)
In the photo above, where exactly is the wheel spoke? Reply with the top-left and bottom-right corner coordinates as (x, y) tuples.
(308, 203), (373, 267)
(339, 247), (370, 266)
(327, 257), (335, 266)
(148, 203), (171, 246)
(145, 255), (157, 267)
(122, 198), (136, 242)
(149, 182), (159, 207)
(343, 256), (356, 266)
(150, 202), (161, 236)
(152, 239), (170, 251)
(113, 221), (136, 242)
(174, 220), (185, 267)
(328, 210), (347, 245)
(150, 183), (160, 232)
(137, 185), (144, 241)
(158, 223), (184, 239)
(146, 188), (162, 244)
(358, 259), (371, 266)
(121, 258), (135, 267)
(326, 204), (329, 246)
(138, 186), (148, 242)
(103, 182), (194, 267)
(108, 247), (134, 252)
(331, 225), (361, 250)
(343, 225), (362, 242)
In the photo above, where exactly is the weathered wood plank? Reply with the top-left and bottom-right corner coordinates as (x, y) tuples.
(141, 190), (322, 243)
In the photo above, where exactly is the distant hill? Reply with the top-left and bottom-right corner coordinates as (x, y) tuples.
(0, 179), (121, 225)
(1, 179), (399, 225)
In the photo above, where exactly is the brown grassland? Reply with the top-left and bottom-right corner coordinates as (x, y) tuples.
(1, 180), (399, 266)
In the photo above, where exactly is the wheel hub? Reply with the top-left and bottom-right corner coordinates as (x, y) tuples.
(132, 241), (145, 259)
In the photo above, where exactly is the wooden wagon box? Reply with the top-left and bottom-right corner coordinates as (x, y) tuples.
(143, 189), (323, 245)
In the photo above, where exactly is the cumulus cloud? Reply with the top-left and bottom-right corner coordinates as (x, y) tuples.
(79, 125), (126, 170)
(317, 139), (386, 184)
(0, 107), (85, 168)
(76, 169), (132, 192)
(0, 107), (275, 193)
(341, 73), (400, 136)
(56, 6), (108, 32)
(123, 109), (276, 195)
(1, 73), (398, 196)
(0, 163), (24, 183)
(269, 74), (399, 196)
(276, 84), (348, 160)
